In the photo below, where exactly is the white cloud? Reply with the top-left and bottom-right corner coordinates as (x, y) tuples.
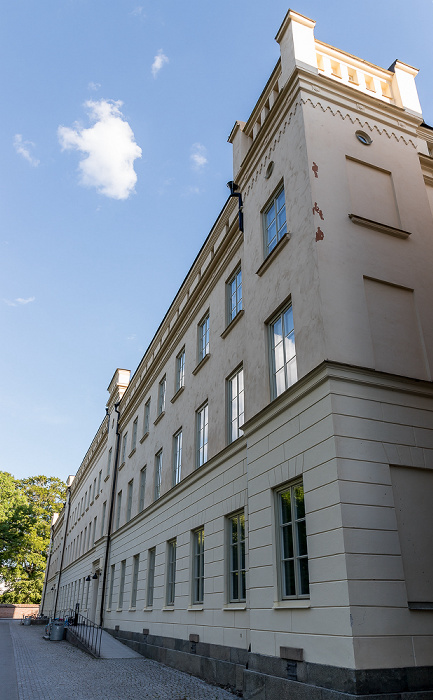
(190, 143), (207, 171)
(127, 334), (136, 341)
(13, 134), (39, 167)
(151, 49), (169, 78)
(58, 99), (142, 200)
(88, 81), (101, 91)
(130, 6), (145, 17)
(3, 296), (35, 307)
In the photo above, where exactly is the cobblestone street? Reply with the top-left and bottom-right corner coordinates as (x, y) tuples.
(6, 621), (238, 700)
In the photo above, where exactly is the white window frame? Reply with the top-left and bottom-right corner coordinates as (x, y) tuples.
(166, 539), (177, 606)
(192, 527), (204, 605)
(173, 429), (182, 486)
(115, 490), (122, 530)
(227, 366), (244, 444)
(176, 347), (185, 392)
(118, 559), (126, 609)
(269, 303), (297, 399)
(158, 376), (166, 416)
(130, 554), (140, 609)
(107, 447), (112, 477)
(228, 511), (246, 603)
(131, 416), (138, 451)
(154, 450), (163, 500)
(108, 564), (115, 609)
(264, 185), (287, 256)
(146, 547), (156, 608)
(121, 433), (128, 464)
(227, 267), (242, 324)
(101, 501), (107, 538)
(126, 479), (133, 522)
(198, 312), (210, 362)
(276, 480), (309, 599)
(143, 398), (151, 436)
(139, 466), (146, 512)
(196, 402), (208, 468)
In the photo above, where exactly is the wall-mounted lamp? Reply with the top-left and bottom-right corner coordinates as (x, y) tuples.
(92, 572), (99, 579)
(85, 575), (91, 582)
(227, 181), (244, 233)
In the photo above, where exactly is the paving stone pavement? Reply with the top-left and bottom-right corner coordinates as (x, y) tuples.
(9, 621), (239, 700)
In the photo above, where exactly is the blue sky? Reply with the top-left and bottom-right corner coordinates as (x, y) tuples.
(2, 1), (432, 482)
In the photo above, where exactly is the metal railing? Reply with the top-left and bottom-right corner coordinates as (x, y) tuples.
(66, 611), (102, 657)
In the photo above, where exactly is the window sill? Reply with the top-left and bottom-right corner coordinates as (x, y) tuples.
(221, 309), (244, 339)
(188, 604), (204, 611)
(140, 432), (149, 444)
(256, 232), (290, 277)
(171, 385), (185, 404)
(154, 411), (165, 426)
(104, 475), (110, 482)
(222, 603), (247, 611)
(162, 606), (175, 612)
(349, 214), (411, 239)
(128, 607), (136, 612)
(95, 494), (99, 500)
(116, 608), (123, 613)
(192, 353), (210, 376)
(273, 599), (311, 610)
(106, 608), (111, 612)
(128, 448), (136, 459)
(143, 606), (153, 612)
(118, 461), (125, 471)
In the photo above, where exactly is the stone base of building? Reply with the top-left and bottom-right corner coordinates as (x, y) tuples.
(106, 628), (433, 698)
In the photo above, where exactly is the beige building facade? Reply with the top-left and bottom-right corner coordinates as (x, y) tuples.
(41, 10), (433, 698)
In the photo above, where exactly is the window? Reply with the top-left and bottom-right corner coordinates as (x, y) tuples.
(228, 367), (244, 443)
(97, 470), (102, 494)
(154, 450), (163, 500)
(166, 539), (176, 606)
(269, 304), (297, 398)
(139, 466), (147, 512)
(132, 417), (138, 451)
(176, 347), (185, 392)
(264, 187), (287, 256)
(196, 403), (208, 468)
(228, 511), (246, 602)
(101, 501), (107, 538)
(146, 548), (156, 607)
(93, 516), (97, 545)
(108, 564), (115, 609)
(173, 429), (182, 486)
(192, 528), (204, 605)
(131, 554), (140, 608)
(121, 433), (128, 464)
(277, 481), (309, 598)
(118, 560), (126, 609)
(92, 478), (96, 502)
(84, 492), (88, 510)
(83, 528), (87, 552)
(143, 398), (151, 436)
(107, 447), (112, 477)
(227, 268), (242, 323)
(126, 479), (133, 522)
(198, 313), (210, 361)
(115, 490), (122, 530)
(158, 376), (166, 416)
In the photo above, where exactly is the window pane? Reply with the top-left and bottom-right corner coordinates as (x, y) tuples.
(283, 560), (296, 596)
(282, 523), (294, 559)
(299, 558), (310, 595)
(294, 485), (305, 519)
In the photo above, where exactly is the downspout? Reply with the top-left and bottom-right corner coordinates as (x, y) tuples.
(53, 488), (72, 618)
(99, 400), (122, 627)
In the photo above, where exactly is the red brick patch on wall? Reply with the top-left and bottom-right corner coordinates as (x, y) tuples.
(0, 604), (40, 619)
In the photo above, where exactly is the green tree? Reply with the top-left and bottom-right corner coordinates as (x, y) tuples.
(0, 473), (67, 604)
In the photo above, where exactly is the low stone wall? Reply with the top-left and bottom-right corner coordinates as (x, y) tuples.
(106, 627), (433, 699)
(0, 604), (40, 619)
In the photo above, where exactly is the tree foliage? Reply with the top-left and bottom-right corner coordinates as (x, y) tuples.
(0, 473), (67, 604)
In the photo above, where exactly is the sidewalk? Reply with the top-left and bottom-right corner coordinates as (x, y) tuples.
(8, 620), (238, 700)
